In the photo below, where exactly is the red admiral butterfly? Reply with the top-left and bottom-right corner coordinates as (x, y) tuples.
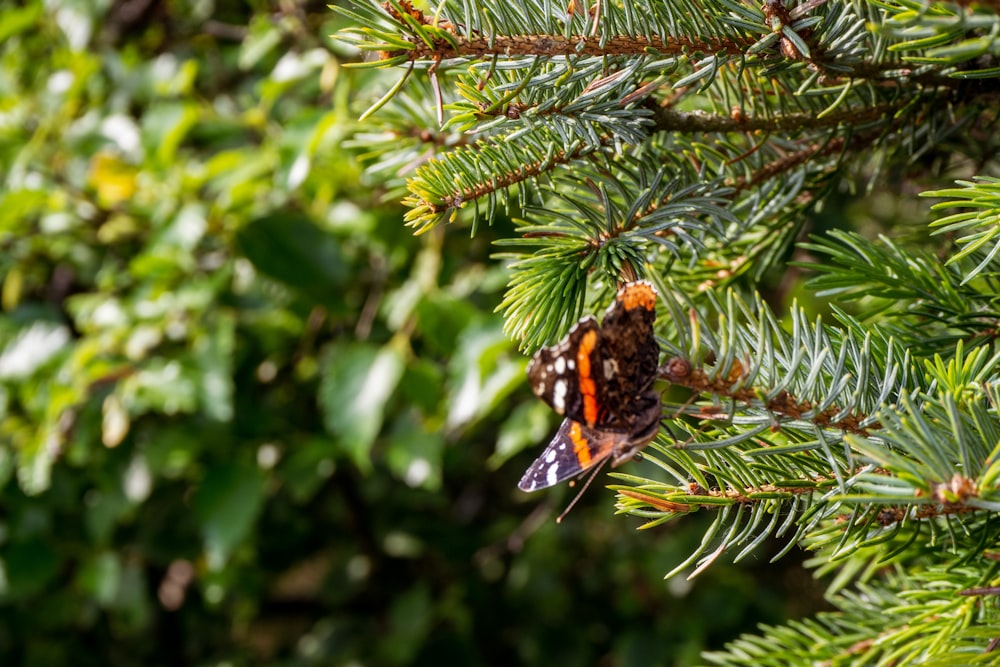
(518, 281), (662, 492)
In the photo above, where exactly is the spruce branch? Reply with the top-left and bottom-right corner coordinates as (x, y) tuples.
(494, 156), (736, 349)
(926, 176), (1000, 282)
(338, 0), (1000, 662)
(604, 287), (926, 569)
(646, 102), (901, 134)
(340, 0), (1000, 253)
(403, 32), (747, 62)
(802, 229), (1000, 354)
(878, 0), (1000, 78)
(659, 354), (879, 437)
(703, 564), (1000, 665)
(402, 129), (615, 231)
(617, 290), (1000, 576)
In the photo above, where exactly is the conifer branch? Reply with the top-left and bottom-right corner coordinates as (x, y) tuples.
(660, 356), (879, 436)
(860, 491), (981, 526)
(647, 102), (901, 134)
(400, 33), (748, 61)
(402, 133), (614, 229)
(340, 0), (1000, 661)
(618, 471), (846, 513)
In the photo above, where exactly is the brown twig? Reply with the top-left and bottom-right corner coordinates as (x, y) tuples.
(404, 33), (748, 62)
(659, 356), (878, 437)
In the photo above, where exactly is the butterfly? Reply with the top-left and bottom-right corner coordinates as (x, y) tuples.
(518, 281), (662, 492)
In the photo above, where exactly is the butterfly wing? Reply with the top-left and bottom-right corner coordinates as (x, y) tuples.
(517, 419), (622, 492)
(526, 317), (614, 428)
(517, 399), (663, 492)
(598, 281), (660, 424)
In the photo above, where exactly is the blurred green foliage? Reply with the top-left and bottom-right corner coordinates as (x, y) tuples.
(0, 1), (819, 664)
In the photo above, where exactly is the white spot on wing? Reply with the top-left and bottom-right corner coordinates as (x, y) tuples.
(546, 461), (560, 486)
(552, 379), (567, 412)
(545, 449), (557, 463)
(554, 356), (566, 374)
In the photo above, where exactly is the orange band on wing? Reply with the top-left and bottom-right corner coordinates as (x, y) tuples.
(577, 329), (599, 425)
(569, 422), (592, 466)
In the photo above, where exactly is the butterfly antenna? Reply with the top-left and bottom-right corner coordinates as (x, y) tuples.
(556, 460), (609, 523)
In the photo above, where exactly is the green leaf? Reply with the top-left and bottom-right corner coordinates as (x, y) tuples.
(239, 14), (284, 70)
(141, 102), (199, 165)
(414, 293), (479, 356)
(193, 461), (267, 569)
(397, 358), (444, 413)
(489, 401), (553, 470)
(84, 484), (130, 545)
(445, 321), (523, 431)
(319, 341), (406, 472)
(193, 313), (235, 422)
(237, 213), (349, 302)
(379, 584), (433, 665)
(114, 561), (153, 631)
(125, 358), (199, 415)
(16, 439), (56, 497)
(385, 414), (444, 490)
(0, 189), (47, 236)
(0, 4), (42, 43)
(0, 321), (71, 380)
(203, 148), (277, 207)
(75, 551), (122, 607)
(279, 436), (338, 503)
(0, 447), (12, 489)
(0, 538), (59, 600)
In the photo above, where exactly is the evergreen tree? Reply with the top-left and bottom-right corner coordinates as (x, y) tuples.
(340, 0), (1000, 662)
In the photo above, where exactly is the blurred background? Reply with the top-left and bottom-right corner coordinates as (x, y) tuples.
(0, 1), (829, 664)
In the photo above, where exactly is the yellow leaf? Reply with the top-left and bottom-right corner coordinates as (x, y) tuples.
(88, 152), (137, 208)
